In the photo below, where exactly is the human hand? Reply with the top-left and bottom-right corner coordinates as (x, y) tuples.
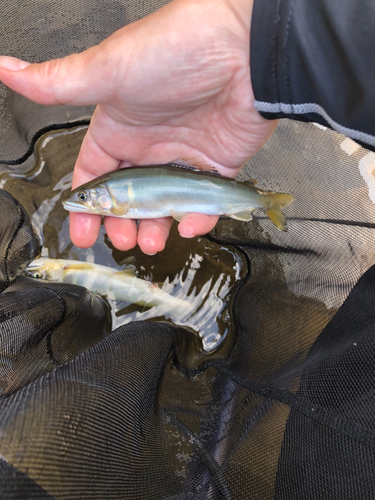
(0, 0), (277, 255)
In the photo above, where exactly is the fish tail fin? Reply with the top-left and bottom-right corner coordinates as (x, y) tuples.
(263, 193), (294, 232)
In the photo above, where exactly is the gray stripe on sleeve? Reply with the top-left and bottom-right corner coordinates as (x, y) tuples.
(255, 101), (375, 147)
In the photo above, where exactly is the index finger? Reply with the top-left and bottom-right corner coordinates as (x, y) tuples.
(69, 123), (121, 249)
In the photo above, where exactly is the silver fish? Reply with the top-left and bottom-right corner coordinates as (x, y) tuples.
(63, 165), (294, 231)
(26, 258), (191, 310)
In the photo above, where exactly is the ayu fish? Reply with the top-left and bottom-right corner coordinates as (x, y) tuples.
(63, 165), (294, 231)
(26, 258), (190, 310)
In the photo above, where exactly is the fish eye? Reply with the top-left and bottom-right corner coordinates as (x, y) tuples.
(78, 191), (87, 202)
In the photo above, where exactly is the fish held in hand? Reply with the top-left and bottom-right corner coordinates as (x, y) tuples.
(26, 258), (191, 310)
(63, 165), (294, 231)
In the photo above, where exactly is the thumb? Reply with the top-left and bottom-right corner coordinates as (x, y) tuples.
(0, 49), (112, 106)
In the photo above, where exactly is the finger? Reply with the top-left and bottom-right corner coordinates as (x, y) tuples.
(72, 122), (121, 188)
(0, 49), (113, 106)
(104, 217), (138, 252)
(69, 213), (102, 249)
(137, 218), (174, 255)
(70, 121), (121, 247)
(178, 214), (219, 238)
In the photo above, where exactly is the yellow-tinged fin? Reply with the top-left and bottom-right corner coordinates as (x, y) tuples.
(114, 267), (137, 278)
(264, 193), (294, 232)
(119, 256), (136, 266)
(110, 202), (129, 216)
(228, 210), (253, 221)
(118, 257), (137, 276)
(243, 178), (258, 186)
(118, 256), (137, 270)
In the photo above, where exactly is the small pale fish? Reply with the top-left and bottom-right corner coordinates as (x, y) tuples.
(63, 165), (294, 231)
(26, 258), (191, 310)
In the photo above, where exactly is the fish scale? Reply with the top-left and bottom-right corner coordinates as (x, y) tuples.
(63, 165), (294, 231)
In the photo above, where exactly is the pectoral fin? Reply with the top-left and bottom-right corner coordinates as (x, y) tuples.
(228, 209), (253, 221)
(110, 202), (129, 217)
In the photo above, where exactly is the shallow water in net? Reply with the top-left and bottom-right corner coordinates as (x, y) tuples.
(0, 125), (247, 352)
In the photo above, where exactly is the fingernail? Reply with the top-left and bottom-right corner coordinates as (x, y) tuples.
(179, 226), (196, 238)
(0, 56), (31, 71)
(142, 238), (158, 255)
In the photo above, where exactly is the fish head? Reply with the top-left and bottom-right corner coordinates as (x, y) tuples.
(63, 182), (113, 215)
(26, 258), (64, 281)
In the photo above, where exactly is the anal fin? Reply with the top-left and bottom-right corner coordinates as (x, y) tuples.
(228, 209), (253, 222)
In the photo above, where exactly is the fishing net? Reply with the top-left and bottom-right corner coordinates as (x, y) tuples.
(0, 1), (374, 499)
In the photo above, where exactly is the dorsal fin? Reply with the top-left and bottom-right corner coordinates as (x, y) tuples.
(118, 256), (137, 268)
(114, 266), (137, 278)
(167, 157), (220, 175)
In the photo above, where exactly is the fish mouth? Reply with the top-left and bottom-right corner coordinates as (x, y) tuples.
(62, 200), (91, 213)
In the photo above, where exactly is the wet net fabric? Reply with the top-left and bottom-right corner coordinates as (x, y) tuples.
(1, 2), (375, 500)
(0, 0), (171, 171)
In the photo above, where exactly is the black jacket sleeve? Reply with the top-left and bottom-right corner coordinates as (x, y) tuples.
(250, 0), (375, 150)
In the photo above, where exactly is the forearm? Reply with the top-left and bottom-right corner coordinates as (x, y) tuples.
(250, 0), (375, 150)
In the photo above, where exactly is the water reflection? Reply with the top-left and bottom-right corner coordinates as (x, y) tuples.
(112, 252), (235, 351)
(2, 126), (247, 353)
(32, 171), (73, 245)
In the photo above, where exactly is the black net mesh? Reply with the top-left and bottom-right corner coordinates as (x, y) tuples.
(0, 189), (39, 291)
(0, 2), (375, 499)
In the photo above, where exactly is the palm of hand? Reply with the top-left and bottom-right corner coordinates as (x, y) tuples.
(0, 0), (276, 254)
